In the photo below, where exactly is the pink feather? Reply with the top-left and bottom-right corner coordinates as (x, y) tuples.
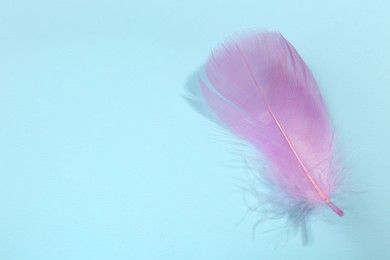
(198, 31), (344, 226)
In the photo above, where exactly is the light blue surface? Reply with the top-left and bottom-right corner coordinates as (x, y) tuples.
(0, 0), (389, 259)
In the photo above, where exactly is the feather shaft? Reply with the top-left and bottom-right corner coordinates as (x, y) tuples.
(237, 43), (343, 216)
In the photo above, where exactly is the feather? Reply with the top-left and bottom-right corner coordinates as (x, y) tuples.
(197, 31), (344, 229)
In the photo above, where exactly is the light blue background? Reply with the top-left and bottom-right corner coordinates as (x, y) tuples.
(0, 0), (389, 259)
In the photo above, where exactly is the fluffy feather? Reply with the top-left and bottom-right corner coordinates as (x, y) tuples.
(198, 31), (344, 228)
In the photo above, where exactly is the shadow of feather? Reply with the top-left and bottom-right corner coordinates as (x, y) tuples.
(182, 66), (223, 128)
(183, 66), (315, 245)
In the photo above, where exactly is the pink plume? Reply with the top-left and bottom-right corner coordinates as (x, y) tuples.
(199, 31), (344, 226)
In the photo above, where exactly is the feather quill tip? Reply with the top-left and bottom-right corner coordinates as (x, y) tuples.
(326, 199), (344, 216)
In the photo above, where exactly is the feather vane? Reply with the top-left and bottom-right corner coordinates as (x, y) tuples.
(199, 31), (344, 221)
